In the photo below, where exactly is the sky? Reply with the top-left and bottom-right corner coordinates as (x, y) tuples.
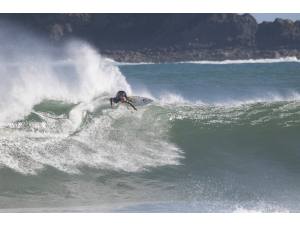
(252, 13), (300, 23)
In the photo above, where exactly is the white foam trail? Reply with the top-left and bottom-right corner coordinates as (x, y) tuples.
(133, 89), (155, 100)
(112, 56), (300, 65)
(158, 93), (192, 105)
(211, 91), (300, 107)
(181, 57), (300, 64)
(104, 57), (156, 66)
(157, 91), (300, 108)
(233, 202), (290, 213)
(111, 60), (156, 66)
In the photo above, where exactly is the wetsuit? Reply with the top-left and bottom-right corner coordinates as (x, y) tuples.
(111, 91), (127, 103)
(110, 91), (137, 110)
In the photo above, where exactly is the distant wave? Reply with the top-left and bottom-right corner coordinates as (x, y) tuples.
(116, 62), (156, 66)
(107, 57), (300, 65)
(180, 57), (300, 64)
(105, 58), (156, 66)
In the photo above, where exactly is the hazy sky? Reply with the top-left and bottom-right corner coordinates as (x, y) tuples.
(252, 13), (300, 23)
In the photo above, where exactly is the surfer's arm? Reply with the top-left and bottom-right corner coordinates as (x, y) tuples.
(125, 100), (137, 111)
(110, 98), (113, 108)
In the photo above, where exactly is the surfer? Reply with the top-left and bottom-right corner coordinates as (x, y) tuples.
(110, 90), (137, 111)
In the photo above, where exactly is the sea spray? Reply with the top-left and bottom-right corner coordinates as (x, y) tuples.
(0, 25), (131, 125)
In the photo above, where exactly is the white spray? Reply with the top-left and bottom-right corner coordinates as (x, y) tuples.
(0, 23), (131, 125)
(0, 23), (182, 174)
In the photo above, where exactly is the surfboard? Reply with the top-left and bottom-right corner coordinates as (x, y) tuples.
(127, 96), (153, 106)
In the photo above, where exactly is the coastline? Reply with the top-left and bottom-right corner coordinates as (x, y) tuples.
(101, 48), (300, 63)
(1, 14), (300, 64)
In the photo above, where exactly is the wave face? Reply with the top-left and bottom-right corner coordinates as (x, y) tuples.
(2, 99), (300, 212)
(1, 25), (300, 212)
(1, 100), (182, 175)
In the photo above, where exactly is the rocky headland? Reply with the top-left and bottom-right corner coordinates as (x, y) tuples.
(1, 13), (300, 62)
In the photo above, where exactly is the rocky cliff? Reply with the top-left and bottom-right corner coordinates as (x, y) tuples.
(1, 13), (300, 62)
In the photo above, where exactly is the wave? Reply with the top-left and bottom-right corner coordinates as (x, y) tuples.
(1, 97), (299, 212)
(181, 56), (300, 64)
(112, 57), (300, 65)
(0, 40), (132, 125)
(157, 91), (300, 107)
(1, 94), (300, 175)
(111, 61), (156, 66)
(0, 90), (299, 214)
(104, 58), (156, 66)
(0, 24), (181, 175)
(0, 23), (299, 178)
(1, 40), (300, 175)
(0, 97), (183, 174)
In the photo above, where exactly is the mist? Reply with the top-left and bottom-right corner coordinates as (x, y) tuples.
(0, 21), (131, 124)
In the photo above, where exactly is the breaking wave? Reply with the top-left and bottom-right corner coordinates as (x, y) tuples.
(0, 35), (182, 175)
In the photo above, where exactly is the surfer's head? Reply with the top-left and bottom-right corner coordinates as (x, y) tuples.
(120, 96), (126, 102)
(116, 90), (127, 102)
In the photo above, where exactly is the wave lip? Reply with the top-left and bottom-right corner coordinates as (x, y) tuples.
(156, 91), (300, 108)
(0, 40), (132, 125)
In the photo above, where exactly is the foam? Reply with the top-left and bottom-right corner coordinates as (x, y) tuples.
(181, 57), (300, 64)
(157, 93), (202, 105)
(157, 91), (300, 108)
(0, 24), (183, 175)
(112, 57), (300, 66)
(0, 34), (131, 125)
(110, 60), (156, 66)
(0, 100), (183, 174)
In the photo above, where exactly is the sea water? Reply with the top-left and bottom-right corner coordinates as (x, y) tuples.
(0, 36), (300, 212)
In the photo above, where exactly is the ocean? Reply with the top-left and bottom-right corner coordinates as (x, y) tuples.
(0, 41), (300, 212)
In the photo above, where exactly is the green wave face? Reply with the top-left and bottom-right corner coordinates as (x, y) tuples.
(0, 93), (299, 212)
(3, 98), (300, 174)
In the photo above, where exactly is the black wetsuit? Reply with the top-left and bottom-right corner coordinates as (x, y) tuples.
(111, 91), (127, 103)
(110, 91), (137, 110)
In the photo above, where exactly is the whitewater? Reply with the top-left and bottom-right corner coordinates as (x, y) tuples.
(1, 25), (300, 212)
